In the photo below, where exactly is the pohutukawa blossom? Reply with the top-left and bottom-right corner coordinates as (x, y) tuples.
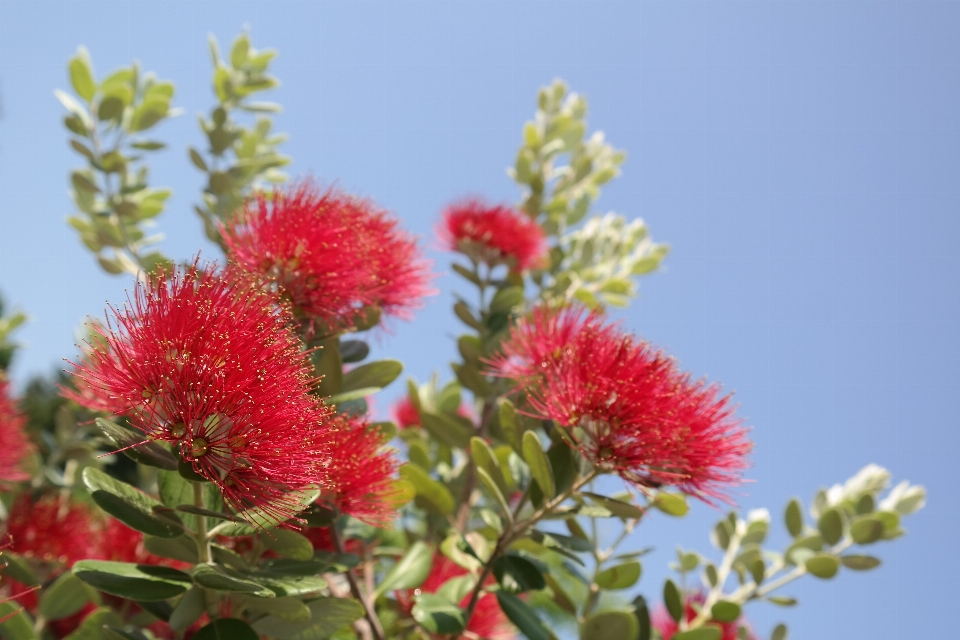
(5, 494), (102, 567)
(486, 306), (751, 502)
(439, 198), (547, 271)
(222, 180), (433, 335)
(396, 554), (515, 640)
(0, 375), (32, 483)
(65, 263), (333, 524)
(392, 396), (421, 429)
(318, 414), (400, 526)
(651, 592), (756, 640)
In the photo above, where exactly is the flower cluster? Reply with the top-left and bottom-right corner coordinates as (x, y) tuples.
(317, 414), (400, 526)
(439, 198), (546, 271)
(66, 263), (333, 523)
(0, 376), (32, 484)
(486, 306), (752, 502)
(223, 181), (432, 335)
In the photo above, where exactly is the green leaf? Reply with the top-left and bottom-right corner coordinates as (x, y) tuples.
(217, 486), (319, 533)
(785, 498), (803, 537)
(194, 619), (259, 640)
(95, 418), (178, 470)
(452, 362), (494, 397)
(817, 508), (844, 546)
(492, 554), (546, 593)
(1, 551), (39, 586)
(454, 301), (482, 330)
(82, 467), (184, 538)
(340, 340), (370, 364)
(373, 541), (433, 597)
(664, 579), (683, 622)
(261, 529), (314, 561)
(189, 148), (209, 172)
(471, 437), (509, 497)
(236, 595), (311, 623)
(496, 592), (550, 640)
(412, 593), (466, 635)
(673, 629), (721, 640)
(38, 572), (96, 621)
(61, 608), (124, 640)
(97, 96), (124, 121)
(175, 505), (238, 522)
(653, 493), (689, 517)
(192, 564), (274, 597)
(0, 601), (36, 640)
(245, 572), (327, 597)
(169, 587), (206, 631)
(804, 553), (840, 579)
(523, 431), (555, 500)
(583, 492), (644, 519)
(766, 596), (797, 607)
(143, 536), (199, 564)
(850, 516), (885, 544)
(710, 601), (741, 623)
(499, 399), (523, 453)
(633, 595), (652, 640)
(130, 140), (166, 151)
(419, 411), (473, 450)
(341, 359), (402, 393)
(476, 467), (512, 521)
(531, 530), (593, 553)
(251, 597), (363, 640)
(595, 561), (642, 590)
(490, 286), (524, 313)
(400, 464), (455, 516)
(841, 555), (881, 571)
(581, 610), (640, 640)
(72, 560), (192, 601)
(69, 48), (96, 101)
(771, 623), (788, 640)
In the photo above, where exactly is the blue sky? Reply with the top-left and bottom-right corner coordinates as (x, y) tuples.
(0, 1), (957, 638)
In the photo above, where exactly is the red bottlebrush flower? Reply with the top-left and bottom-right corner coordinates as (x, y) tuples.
(301, 526), (363, 555)
(5, 494), (102, 567)
(651, 592), (756, 640)
(65, 263), (333, 525)
(0, 376), (32, 484)
(397, 554), (515, 640)
(439, 198), (546, 271)
(222, 180), (433, 334)
(392, 397), (421, 429)
(318, 415), (399, 526)
(486, 306), (751, 502)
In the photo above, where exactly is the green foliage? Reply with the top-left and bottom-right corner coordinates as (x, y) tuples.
(193, 32), (290, 246)
(58, 47), (177, 277)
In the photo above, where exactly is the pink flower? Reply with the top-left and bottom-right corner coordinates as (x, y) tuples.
(66, 263), (332, 524)
(486, 306), (751, 502)
(0, 376), (32, 484)
(439, 198), (546, 271)
(223, 180), (433, 334)
(652, 592), (756, 640)
(392, 397), (421, 429)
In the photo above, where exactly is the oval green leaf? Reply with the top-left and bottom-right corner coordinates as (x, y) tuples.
(492, 554), (546, 593)
(817, 508), (844, 546)
(193, 618), (259, 640)
(373, 541), (433, 597)
(653, 492), (689, 517)
(522, 431), (555, 500)
(340, 359), (402, 393)
(785, 498), (803, 537)
(664, 579), (683, 622)
(496, 592), (550, 640)
(581, 610), (640, 640)
(710, 600), (741, 623)
(73, 560), (192, 601)
(95, 418), (178, 470)
(805, 553), (840, 579)
(82, 467), (184, 538)
(261, 529), (313, 562)
(39, 572), (96, 621)
(595, 561), (642, 590)
(674, 629), (722, 640)
(841, 555), (881, 571)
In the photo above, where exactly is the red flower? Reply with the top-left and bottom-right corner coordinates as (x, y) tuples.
(319, 415), (400, 526)
(5, 494), (102, 567)
(397, 554), (515, 640)
(66, 263), (333, 525)
(439, 198), (546, 271)
(223, 180), (433, 334)
(651, 592), (756, 640)
(486, 306), (751, 502)
(392, 397), (421, 429)
(0, 376), (32, 484)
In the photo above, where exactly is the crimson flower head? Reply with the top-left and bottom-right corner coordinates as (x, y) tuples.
(439, 198), (546, 271)
(66, 263), (333, 524)
(392, 397), (421, 429)
(652, 592), (756, 640)
(486, 306), (751, 503)
(0, 376), (32, 484)
(318, 414), (400, 526)
(222, 180), (433, 335)
(396, 553), (515, 640)
(5, 494), (102, 567)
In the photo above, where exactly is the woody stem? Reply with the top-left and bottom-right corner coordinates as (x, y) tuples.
(330, 520), (386, 640)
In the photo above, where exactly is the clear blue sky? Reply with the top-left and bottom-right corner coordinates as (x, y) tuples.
(0, 1), (956, 638)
